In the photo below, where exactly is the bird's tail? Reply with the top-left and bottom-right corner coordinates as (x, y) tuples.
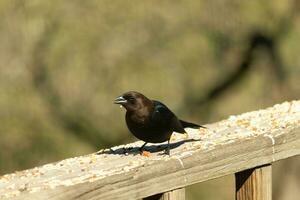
(179, 120), (206, 129)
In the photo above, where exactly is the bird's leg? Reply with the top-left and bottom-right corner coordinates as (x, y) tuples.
(164, 139), (170, 155)
(139, 142), (148, 153)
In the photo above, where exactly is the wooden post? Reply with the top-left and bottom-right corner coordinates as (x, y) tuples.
(143, 188), (185, 200)
(235, 164), (272, 200)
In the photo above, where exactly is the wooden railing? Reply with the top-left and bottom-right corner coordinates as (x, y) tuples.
(0, 100), (299, 200)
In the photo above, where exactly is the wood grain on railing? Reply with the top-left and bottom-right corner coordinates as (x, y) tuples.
(0, 100), (299, 200)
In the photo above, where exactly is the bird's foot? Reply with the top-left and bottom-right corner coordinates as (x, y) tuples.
(139, 142), (148, 154)
(164, 148), (170, 156)
(158, 148), (170, 156)
(164, 149), (170, 156)
(139, 147), (146, 154)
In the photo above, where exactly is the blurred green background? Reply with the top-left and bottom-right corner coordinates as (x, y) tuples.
(0, 0), (299, 199)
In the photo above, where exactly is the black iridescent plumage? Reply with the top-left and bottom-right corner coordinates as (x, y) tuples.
(114, 91), (205, 155)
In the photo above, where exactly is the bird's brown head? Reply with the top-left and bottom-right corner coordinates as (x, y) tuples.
(114, 91), (152, 112)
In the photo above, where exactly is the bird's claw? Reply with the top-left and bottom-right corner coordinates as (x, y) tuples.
(165, 150), (170, 156)
(139, 148), (145, 154)
(158, 149), (170, 156)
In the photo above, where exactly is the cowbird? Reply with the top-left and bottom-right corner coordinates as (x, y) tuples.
(114, 91), (205, 155)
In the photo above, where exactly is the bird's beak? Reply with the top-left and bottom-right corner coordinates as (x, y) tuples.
(114, 96), (127, 104)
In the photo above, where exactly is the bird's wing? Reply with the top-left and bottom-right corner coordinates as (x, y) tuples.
(151, 101), (173, 123)
(152, 101), (186, 133)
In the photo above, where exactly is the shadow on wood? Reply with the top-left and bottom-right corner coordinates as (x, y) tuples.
(235, 164), (272, 200)
(98, 139), (200, 155)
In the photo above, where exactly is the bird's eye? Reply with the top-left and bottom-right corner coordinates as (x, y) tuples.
(128, 97), (135, 104)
